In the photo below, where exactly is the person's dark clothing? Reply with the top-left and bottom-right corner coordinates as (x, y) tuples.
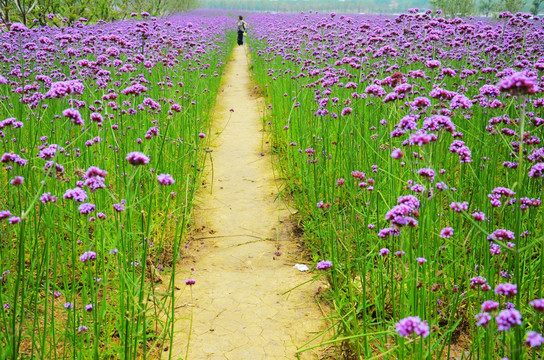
(237, 20), (246, 45)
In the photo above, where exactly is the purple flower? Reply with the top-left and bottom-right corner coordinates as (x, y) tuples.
(364, 84), (386, 97)
(185, 278), (196, 285)
(10, 176), (23, 186)
(472, 211), (486, 221)
(426, 60), (441, 68)
(126, 152), (150, 166)
(498, 72), (538, 95)
(449, 140), (472, 163)
(122, 84), (148, 96)
(78, 325), (88, 333)
(10, 23), (28, 32)
(529, 298), (544, 312)
(495, 283), (517, 297)
(529, 163), (544, 178)
(157, 173), (175, 185)
(46, 80), (85, 98)
(112, 202), (125, 212)
(40, 193), (58, 203)
(496, 309), (522, 331)
(62, 108), (84, 126)
(3, 303), (10, 310)
(411, 96), (432, 109)
(84, 177), (106, 192)
(198, 132), (206, 138)
(526, 331), (544, 347)
(391, 148), (403, 159)
(341, 107), (352, 116)
(470, 276), (488, 290)
(487, 229), (515, 241)
(85, 304), (93, 312)
(475, 312), (492, 327)
(440, 227), (454, 238)
(394, 316), (430, 338)
(449, 201), (468, 213)
(79, 251), (97, 263)
(0, 210), (12, 220)
(1, 153), (27, 166)
(8, 217), (21, 224)
(63, 188), (88, 202)
(64, 302), (74, 309)
(416, 257), (427, 265)
(480, 84), (500, 98)
(378, 227), (401, 238)
(90, 113), (103, 123)
(490, 243), (501, 256)
(85, 166), (107, 178)
(316, 260), (332, 270)
(78, 203), (95, 215)
(379, 248), (390, 256)
(481, 300), (500, 312)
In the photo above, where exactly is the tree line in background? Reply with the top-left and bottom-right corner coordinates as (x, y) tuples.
(0, 0), (198, 26)
(429, 0), (539, 17)
(0, 0), (541, 28)
(201, 0), (537, 17)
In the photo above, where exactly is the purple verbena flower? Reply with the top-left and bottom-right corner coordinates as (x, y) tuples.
(40, 193), (58, 203)
(481, 300), (500, 312)
(157, 173), (175, 185)
(496, 308), (522, 331)
(495, 283), (517, 297)
(10, 176), (23, 186)
(440, 227), (454, 238)
(78, 203), (95, 215)
(498, 72), (538, 95)
(416, 257), (427, 265)
(526, 331), (544, 347)
(126, 152), (150, 166)
(63, 188), (88, 202)
(394, 316), (430, 337)
(530, 298), (544, 312)
(476, 312), (492, 327)
(79, 251), (97, 263)
(316, 260), (332, 270)
(62, 108), (84, 126)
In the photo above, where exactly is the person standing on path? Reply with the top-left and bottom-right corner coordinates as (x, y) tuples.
(237, 15), (247, 46)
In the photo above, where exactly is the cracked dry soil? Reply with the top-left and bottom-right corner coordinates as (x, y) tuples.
(168, 45), (325, 359)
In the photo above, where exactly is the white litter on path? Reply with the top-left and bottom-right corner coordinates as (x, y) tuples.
(294, 264), (310, 272)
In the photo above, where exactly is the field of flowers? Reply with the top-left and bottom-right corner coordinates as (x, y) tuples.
(0, 12), (233, 359)
(249, 10), (544, 359)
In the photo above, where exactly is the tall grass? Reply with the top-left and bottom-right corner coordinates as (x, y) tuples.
(0, 13), (234, 359)
(249, 11), (544, 359)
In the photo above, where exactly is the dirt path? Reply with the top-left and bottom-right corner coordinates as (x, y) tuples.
(168, 46), (325, 359)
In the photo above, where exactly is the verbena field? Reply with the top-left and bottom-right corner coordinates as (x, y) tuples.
(0, 12), (232, 359)
(248, 9), (544, 360)
(1, 7), (544, 360)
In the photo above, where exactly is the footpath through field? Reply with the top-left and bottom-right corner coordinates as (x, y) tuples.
(169, 45), (324, 359)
